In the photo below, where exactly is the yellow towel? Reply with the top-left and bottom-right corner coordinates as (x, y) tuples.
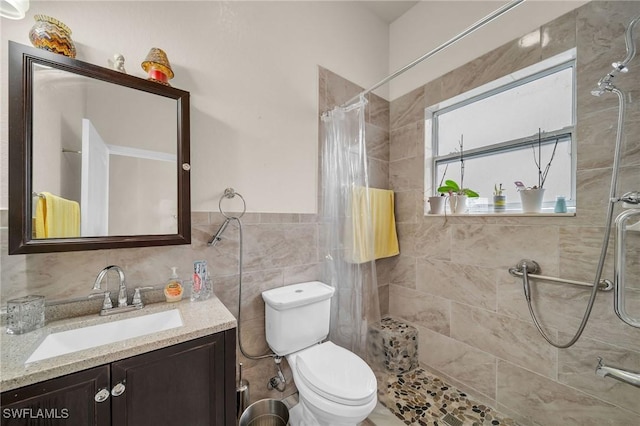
(348, 187), (400, 263)
(35, 192), (80, 238)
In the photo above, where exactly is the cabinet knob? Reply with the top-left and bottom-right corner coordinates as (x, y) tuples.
(111, 382), (126, 397)
(94, 388), (110, 403)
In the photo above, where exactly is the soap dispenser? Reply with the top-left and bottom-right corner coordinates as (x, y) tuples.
(164, 267), (183, 302)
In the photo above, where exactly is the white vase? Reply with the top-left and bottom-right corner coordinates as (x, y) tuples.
(449, 194), (468, 214)
(428, 196), (446, 214)
(519, 188), (545, 213)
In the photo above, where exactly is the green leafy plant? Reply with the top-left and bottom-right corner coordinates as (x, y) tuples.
(437, 135), (480, 198)
(437, 179), (479, 198)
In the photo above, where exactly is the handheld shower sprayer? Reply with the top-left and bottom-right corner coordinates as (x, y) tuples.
(207, 217), (231, 246)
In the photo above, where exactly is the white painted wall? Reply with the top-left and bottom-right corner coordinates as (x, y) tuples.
(1, 1), (390, 214)
(2, 1), (591, 215)
(389, 0), (588, 100)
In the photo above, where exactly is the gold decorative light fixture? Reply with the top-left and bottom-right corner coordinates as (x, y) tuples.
(0, 0), (29, 20)
(141, 48), (174, 86)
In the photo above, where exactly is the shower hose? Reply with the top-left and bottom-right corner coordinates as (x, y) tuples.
(232, 217), (287, 391)
(523, 87), (626, 348)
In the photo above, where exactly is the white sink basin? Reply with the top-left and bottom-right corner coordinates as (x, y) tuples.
(26, 309), (183, 364)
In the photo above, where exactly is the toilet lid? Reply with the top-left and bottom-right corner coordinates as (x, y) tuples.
(296, 342), (377, 406)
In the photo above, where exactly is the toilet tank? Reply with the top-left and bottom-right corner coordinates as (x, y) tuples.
(262, 281), (335, 356)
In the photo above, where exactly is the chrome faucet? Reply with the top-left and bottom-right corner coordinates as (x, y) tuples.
(93, 265), (128, 307)
(596, 357), (640, 388)
(90, 265), (152, 316)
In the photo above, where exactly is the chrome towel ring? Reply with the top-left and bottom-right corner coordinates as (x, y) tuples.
(218, 188), (246, 219)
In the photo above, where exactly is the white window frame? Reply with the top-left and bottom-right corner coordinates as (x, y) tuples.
(424, 49), (577, 215)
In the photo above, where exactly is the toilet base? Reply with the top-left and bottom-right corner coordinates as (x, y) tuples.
(288, 399), (363, 426)
(288, 403), (310, 426)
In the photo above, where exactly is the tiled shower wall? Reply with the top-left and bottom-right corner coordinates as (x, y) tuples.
(387, 2), (640, 425)
(0, 66), (391, 403)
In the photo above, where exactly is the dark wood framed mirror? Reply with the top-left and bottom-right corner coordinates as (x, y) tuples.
(8, 41), (190, 254)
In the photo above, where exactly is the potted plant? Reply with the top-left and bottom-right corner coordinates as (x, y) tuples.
(427, 193), (446, 214)
(438, 179), (479, 214)
(493, 183), (506, 212)
(436, 136), (479, 214)
(427, 165), (448, 214)
(517, 129), (559, 213)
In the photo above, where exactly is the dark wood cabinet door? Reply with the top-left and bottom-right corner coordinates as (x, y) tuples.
(1, 365), (111, 426)
(110, 331), (235, 426)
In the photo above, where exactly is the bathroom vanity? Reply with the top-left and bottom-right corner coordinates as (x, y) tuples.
(0, 298), (237, 426)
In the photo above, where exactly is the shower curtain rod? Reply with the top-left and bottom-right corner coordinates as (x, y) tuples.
(342, 0), (526, 107)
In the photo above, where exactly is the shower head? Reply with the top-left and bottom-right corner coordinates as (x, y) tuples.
(207, 217), (231, 246)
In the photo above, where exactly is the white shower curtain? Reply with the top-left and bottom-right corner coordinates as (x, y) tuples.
(320, 95), (380, 359)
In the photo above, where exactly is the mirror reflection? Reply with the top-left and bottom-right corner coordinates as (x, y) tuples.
(32, 63), (178, 238)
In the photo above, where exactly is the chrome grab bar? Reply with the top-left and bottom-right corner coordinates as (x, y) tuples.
(596, 357), (640, 388)
(614, 208), (640, 328)
(509, 260), (613, 291)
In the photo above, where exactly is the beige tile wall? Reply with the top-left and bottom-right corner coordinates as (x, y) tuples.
(0, 65), (392, 404)
(388, 2), (640, 425)
(0, 210), (321, 402)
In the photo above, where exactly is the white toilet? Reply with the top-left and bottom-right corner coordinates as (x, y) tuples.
(262, 281), (377, 426)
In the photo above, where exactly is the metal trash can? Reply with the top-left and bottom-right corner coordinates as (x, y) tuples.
(238, 398), (289, 426)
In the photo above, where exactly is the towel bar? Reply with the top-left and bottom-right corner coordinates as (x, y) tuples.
(508, 261), (613, 291)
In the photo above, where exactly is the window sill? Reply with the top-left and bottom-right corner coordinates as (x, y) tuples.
(425, 212), (576, 217)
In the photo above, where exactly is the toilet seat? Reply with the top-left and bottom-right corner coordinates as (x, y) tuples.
(295, 342), (377, 406)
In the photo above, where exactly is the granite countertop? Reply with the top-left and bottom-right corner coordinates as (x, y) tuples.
(0, 297), (237, 392)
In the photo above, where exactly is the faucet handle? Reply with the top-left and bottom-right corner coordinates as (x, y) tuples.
(132, 286), (154, 308)
(89, 291), (113, 311)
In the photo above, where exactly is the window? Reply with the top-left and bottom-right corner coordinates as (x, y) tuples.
(425, 50), (576, 214)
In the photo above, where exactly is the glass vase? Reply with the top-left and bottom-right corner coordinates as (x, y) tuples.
(29, 15), (77, 58)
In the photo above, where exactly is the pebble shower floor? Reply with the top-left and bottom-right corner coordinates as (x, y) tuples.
(379, 368), (519, 426)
